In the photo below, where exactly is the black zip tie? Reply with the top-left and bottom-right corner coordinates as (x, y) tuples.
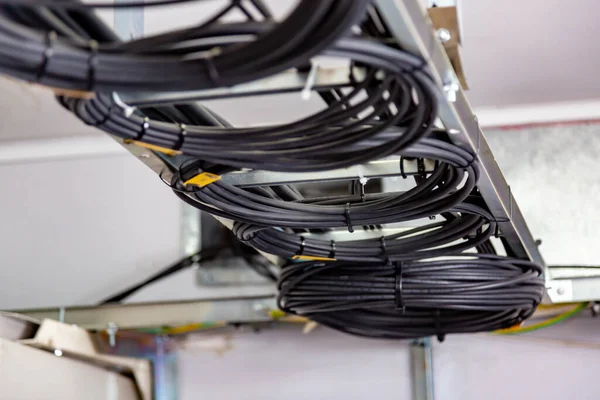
(399, 156), (407, 179)
(434, 309), (445, 342)
(380, 236), (390, 265)
(348, 60), (358, 85)
(417, 158), (426, 180)
(395, 261), (405, 313)
(493, 186), (513, 238)
(494, 218), (509, 237)
(135, 117), (150, 141)
(344, 203), (354, 233)
(173, 123), (187, 150)
(87, 40), (98, 92)
(408, 57), (428, 73)
(329, 240), (336, 259)
(204, 56), (220, 86)
(459, 119), (482, 170)
(296, 236), (306, 256)
(464, 156), (478, 170)
(37, 30), (57, 82)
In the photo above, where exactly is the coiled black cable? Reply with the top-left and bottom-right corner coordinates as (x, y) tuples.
(2, 0), (206, 8)
(61, 37), (438, 171)
(0, 1), (369, 92)
(168, 137), (479, 227)
(230, 202), (496, 263)
(277, 254), (544, 339)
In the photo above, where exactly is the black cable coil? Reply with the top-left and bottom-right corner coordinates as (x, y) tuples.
(61, 35), (439, 171)
(8, 0), (441, 171)
(231, 202), (496, 263)
(277, 254), (545, 340)
(170, 136), (479, 226)
(0, 0), (370, 92)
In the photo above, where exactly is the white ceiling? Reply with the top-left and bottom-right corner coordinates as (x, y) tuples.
(461, 0), (600, 107)
(1, 0), (599, 142)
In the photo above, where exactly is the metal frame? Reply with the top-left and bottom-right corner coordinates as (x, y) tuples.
(110, 0), (546, 288)
(373, 0), (544, 268)
(16, 296), (276, 331)
(120, 66), (360, 107)
(411, 338), (435, 400)
(221, 158), (434, 187)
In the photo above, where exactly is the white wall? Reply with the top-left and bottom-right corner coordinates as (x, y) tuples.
(0, 149), (183, 309)
(176, 319), (600, 400)
(178, 326), (413, 400)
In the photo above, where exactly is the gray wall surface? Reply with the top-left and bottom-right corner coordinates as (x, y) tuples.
(176, 320), (600, 400)
(485, 123), (600, 265)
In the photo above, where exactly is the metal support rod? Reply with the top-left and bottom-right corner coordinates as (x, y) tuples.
(546, 277), (600, 303)
(120, 66), (360, 107)
(105, 0), (547, 298)
(221, 159), (435, 187)
(113, 9), (180, 400)
(15, 296), (277, 331)
(411, 337), (434, 400)
(374, 0), (545, 270)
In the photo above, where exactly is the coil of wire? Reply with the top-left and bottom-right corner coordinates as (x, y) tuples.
(0, 0), (370, 92)
(277, 254), (545, 339)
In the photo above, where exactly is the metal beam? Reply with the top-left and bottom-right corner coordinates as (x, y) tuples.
(120, 66), (359, 107)
(220, 158), (435, 187)
(546, 278), (600, 303)
(15, 296), (277, 331)
(374, 0), (545, 270)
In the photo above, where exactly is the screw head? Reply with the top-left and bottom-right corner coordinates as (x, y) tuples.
(107, 322), (118, 347)
(443, 83), (459, 102)
(557, 287), (565, 295)
(437, 28), (451, 43)
(253, 303), (265, 312)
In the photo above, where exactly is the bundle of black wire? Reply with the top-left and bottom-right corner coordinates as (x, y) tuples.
(277, 254), (544, 339)
(62, 35), (439, 171)
(232, 202), (496, 263)
(170, 137), (479, 228)
(0, 0), (369, 92)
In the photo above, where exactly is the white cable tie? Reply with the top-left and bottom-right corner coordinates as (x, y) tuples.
(357, 166), (369, 186)
(301, 62), (319, 101)
(112, 92), (137, 118)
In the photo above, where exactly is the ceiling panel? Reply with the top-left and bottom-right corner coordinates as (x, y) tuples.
(461, 0), (600, 106)
(1, 0), (599, 142)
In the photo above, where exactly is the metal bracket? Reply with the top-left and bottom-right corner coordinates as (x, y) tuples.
(15, 296), (277, 331)
(120, 66), (362, 107)
(373, 0), (544, 268)
(411, 337), (435, 400)
(221, 159), (435, 187)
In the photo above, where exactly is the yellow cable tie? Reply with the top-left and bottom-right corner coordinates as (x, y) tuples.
(292, 255), (337, 262)
(125, 140), (182, 156)
(184, 172), (222, 188)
